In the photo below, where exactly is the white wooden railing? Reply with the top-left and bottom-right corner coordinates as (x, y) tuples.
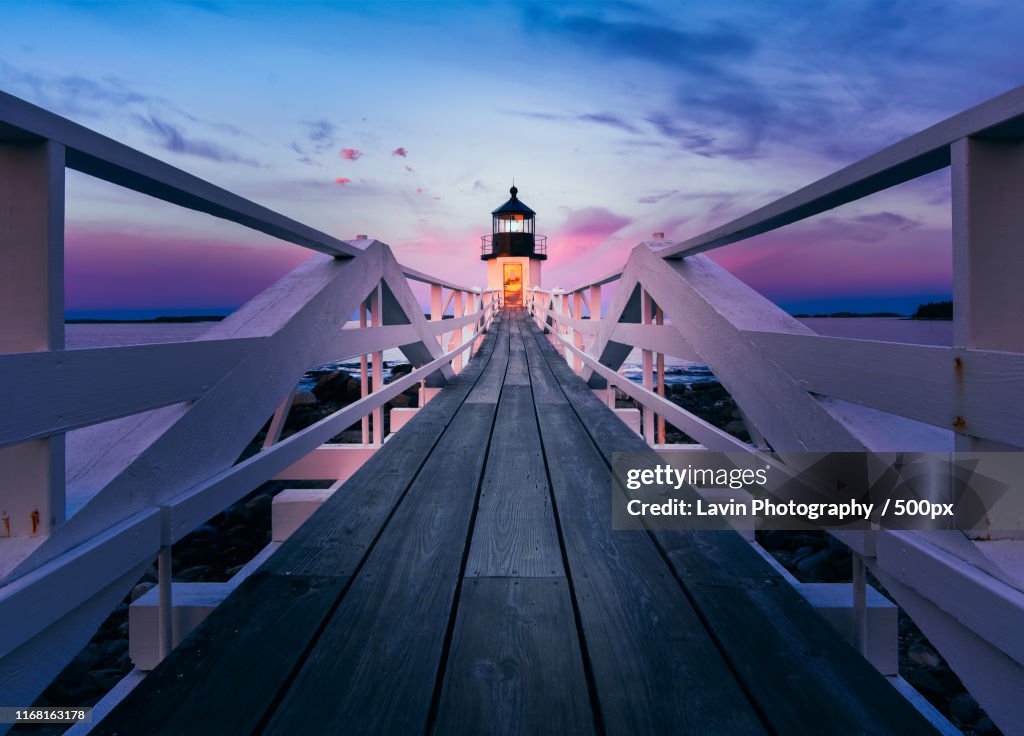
(526, 85), (1024, 735)
(0, 91), (498, 715)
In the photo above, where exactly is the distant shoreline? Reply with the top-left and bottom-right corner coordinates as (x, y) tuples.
(65, 315), (226, 324)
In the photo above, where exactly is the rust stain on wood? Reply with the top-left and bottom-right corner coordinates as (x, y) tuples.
(952, 416), (967, 432)
(954, 356), (964, 383)
(31, 509), (40, 534)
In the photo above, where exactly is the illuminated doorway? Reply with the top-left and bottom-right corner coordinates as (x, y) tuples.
(503, 263), (523, 306)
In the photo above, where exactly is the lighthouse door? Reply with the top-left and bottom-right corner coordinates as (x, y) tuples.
(503, 263), (523, 306)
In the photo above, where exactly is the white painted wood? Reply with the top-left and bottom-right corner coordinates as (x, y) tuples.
(556, 336), (749, 451)
(369, 286), (384, 445)
(628, 246), (866, 453)
(274, 444), (378, 481)
(6, 250), (382, 583)
(389, 407), (419, 434)
(271, 488), (337, 542)
(1, 338), (262, 448)
(876, 531), (1024, 667)
(870, 557), (1024, 735)
(0, 562), (147, 731)
(163, 323), (485, 542)
(641, 288), (655, 444)
(0, 139), (66, 537)
(0, 508), (160, 658)
(323, 324), (419, 362)
(748, 332), (1024, 447)
(952, 136), (1024, 353)
(262, 392), (295, 450)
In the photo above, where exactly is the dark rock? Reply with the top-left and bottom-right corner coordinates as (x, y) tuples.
(795, 548), (833, 575)
(244, 493), (273, 518)
(292, 390), (318, 406)
(904, 667), (946, 700)
(949, 693), (981, 724)
(312, 370), (353, 403)
(971, 716), (996, 734)
(389, 393), (412, 408)
(390, 363), (413, 378)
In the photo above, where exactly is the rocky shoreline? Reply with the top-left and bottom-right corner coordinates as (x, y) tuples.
(30, 370), (998, 734)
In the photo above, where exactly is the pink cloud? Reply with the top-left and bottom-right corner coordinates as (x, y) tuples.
(335, 177), (352, 186)
(339, 148), (363, 160)
(65, 229), (312, 313)
(392, 147), (407, 157)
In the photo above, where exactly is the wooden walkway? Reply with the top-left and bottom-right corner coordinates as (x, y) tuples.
(96, 309), (938, 735)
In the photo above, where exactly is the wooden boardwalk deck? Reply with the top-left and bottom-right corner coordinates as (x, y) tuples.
(95, 309), (938, 736)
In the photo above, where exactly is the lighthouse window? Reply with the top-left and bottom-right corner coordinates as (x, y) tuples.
(496, 215), (533, 234)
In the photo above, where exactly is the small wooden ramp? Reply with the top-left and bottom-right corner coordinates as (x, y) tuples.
(95, 309), (938, 735)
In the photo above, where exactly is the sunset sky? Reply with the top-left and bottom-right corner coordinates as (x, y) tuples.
(3, 1), (1023, 317)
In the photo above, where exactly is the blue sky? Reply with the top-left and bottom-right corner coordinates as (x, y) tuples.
(2, 1), (1023, 316)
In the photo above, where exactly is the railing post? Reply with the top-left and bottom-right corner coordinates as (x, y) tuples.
(370, 286), (384, 445)
(158, 544), (173, 661)
(0, 139), (66, 538)
(360, 299), (370, 444)
(656, 305), (666, 444)
(572, 291), (584, 374)
(640, 288), (655, 445)
(952, 136), (1024, 355)
(452, 290), (464, 373)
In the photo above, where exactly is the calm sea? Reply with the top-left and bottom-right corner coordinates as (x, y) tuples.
(66, 317), (952, 389)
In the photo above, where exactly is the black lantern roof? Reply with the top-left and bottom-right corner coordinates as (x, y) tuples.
(491, 185), (536, 216)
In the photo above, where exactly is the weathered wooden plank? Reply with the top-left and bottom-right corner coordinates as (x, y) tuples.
(93, 572), (349, 736)
(503, 313), (531, 387)
(657, 532), (940, 736)
(521, 321), (766, 735)
(523, 328), (569, 408)
(466, 385), (562, 578)
(527, 317), (940, 735)
(261, 324), (500, 577)
(433, 577), (595, 736)
(92, 314), (501, 736)
(262, 401), (500, 734)
(466, 312), (509, 404)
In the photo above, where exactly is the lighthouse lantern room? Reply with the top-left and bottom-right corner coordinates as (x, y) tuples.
(481, 185), (546, 307)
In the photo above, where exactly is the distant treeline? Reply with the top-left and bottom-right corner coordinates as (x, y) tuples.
(793, 311), (903, 319)
(910, 301), (953, 320)
(66, 315), (226, 324)
(792, 300), (953, 320)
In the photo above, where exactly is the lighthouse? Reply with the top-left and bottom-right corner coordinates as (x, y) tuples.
(481, 185), (546, 306)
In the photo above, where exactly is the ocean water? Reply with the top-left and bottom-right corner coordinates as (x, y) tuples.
(66, 317), (952, 390)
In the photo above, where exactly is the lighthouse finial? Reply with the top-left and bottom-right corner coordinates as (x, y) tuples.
(510, 178), (518, 199)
